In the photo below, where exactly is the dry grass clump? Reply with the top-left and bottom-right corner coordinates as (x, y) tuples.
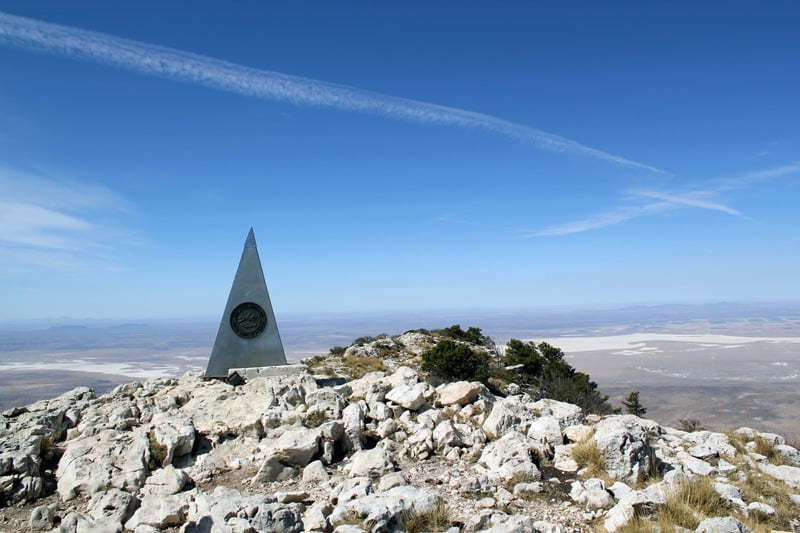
(332, 510), (376, 531)
(147, 430), (169, 469)
(616, 476), (727, 531)
(341, 355), (387, 379)
(402, 502), (450, 533)
(724, 429), (749, 456)
(570, 433), (606, 479)
(738, 471), (796, 532)
(753, 436), (778, 459)
(659, 476), (727, 529)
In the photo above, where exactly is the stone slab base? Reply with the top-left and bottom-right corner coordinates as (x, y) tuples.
(227, 364), (307, 380)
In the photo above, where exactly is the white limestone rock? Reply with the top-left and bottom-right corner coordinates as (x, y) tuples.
(87, 488), (135, 524)
(274, 427), (321, 466)
(553, 444), (579, 473)
(303, 501), (333, 532)
(569, 478), (614, 510)
(150, 412), (195, 466)
(676, 451), (717, 476)
(384, 366), (420, 388)
(306, 389), (348, 421)
(482, 397), (533, 440)
(746, 501), (776, 517)
(328, 485), (441, 533)
(530, 398), (585, 428)
(302, 460), (329, 483)
(433, 420), (464, 449)
(385, 383), (427, 411)
(57, 428), (149, 500)
(712, 482), (746, 512)
(757, 462), (800, 488)
(775, 443), (800, 466)
(564, 424), (593, 443)
(436, 381), (483, 406)
(29, 503), (57, 532)
(526, 416), (563, 459)
(252, 454), (296, 484)
(592, 415), (658, 483)
(342, 402), (367, 452)
(141, 464), (188, 495)
(124, 493), (190, 530)
(348, 447), (395, 478)
(183, 486), (304, 533)
(481, 514), (537, 533)
(478, 431), (541, 483)
(330, 477), (373, 504)
(695, 516), (751, 533)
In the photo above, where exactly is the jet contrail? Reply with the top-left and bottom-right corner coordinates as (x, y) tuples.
(0, 10), (664, 173)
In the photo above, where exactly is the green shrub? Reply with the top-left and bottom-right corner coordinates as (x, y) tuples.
(503, 338), (615, 414)
(433, 324), (486, 344)
(422, 340), (489, 383)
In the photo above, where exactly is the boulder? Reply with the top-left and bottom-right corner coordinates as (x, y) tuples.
(57, 428), (149, 500)
(482, 397), (532, 440)
(342, 402), (367, 452)
(436, 381), (483, 406)
(526, 416), (563, 459)
(592, 415), (657, 483)
(141, 464), (188, 495)
(552, 444), (579, 473)
(328, 485), (441, 533)
(330, 477), (373, 504)
(302, 460), (329, 483)
(757, 462), (800, 488)
(29, 503), (57, 532)
(274, 428), (321, 466)
(433, 420), (464, 449)
(569, 478), (614, 510)
(150, 413), (195, 466)
(252, 454), (297, 484)
(348, 447), (395, 478)
(87, 488), (135, 524)
(385, 383), (427, 411)
(124, 493), (190, 530)
(183, 486), (303, 533)
(530, 398), (584, 428)
(478, 432), (541, 483)
(695, 516), (751, 533)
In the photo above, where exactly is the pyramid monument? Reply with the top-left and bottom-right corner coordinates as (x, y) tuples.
(205, 228), (287, 377)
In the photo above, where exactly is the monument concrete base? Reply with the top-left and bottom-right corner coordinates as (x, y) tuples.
(227, 364), (307, 380)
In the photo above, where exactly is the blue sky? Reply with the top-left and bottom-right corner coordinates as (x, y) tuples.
(1, 2), (799, 320)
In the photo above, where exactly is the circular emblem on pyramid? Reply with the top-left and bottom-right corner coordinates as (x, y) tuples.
(230, 302), (267, 338)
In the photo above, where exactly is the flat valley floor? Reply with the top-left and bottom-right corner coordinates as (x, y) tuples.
(2, 309), (799, 440)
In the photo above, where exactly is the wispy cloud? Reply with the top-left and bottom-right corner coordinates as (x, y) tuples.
(0, 167), (129, 269)
(531, 160), (800, 237)
(529, 203), (672, 237)
(634, 190), (741, 216)
(0, 10), (664, 174)
(715, 160), (800, 191)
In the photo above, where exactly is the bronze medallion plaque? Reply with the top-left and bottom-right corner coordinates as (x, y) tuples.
(230, 302), (267, 338)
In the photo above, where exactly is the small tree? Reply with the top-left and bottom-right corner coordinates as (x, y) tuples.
(679, 418), (703, 432)
(622, 391), (647, 417)
(422, 340), (489, 383)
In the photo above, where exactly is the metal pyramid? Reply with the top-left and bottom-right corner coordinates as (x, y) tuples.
(205, 228), (287, 377)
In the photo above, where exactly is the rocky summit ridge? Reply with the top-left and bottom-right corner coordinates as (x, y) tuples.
(1, 330), (800, 533)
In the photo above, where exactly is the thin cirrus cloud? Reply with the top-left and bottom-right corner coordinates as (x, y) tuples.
(530, 160), (800, 237)
(633, 190), (742, 216)
(0, 10), (663, 174)
(0, 167), (127, 270)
